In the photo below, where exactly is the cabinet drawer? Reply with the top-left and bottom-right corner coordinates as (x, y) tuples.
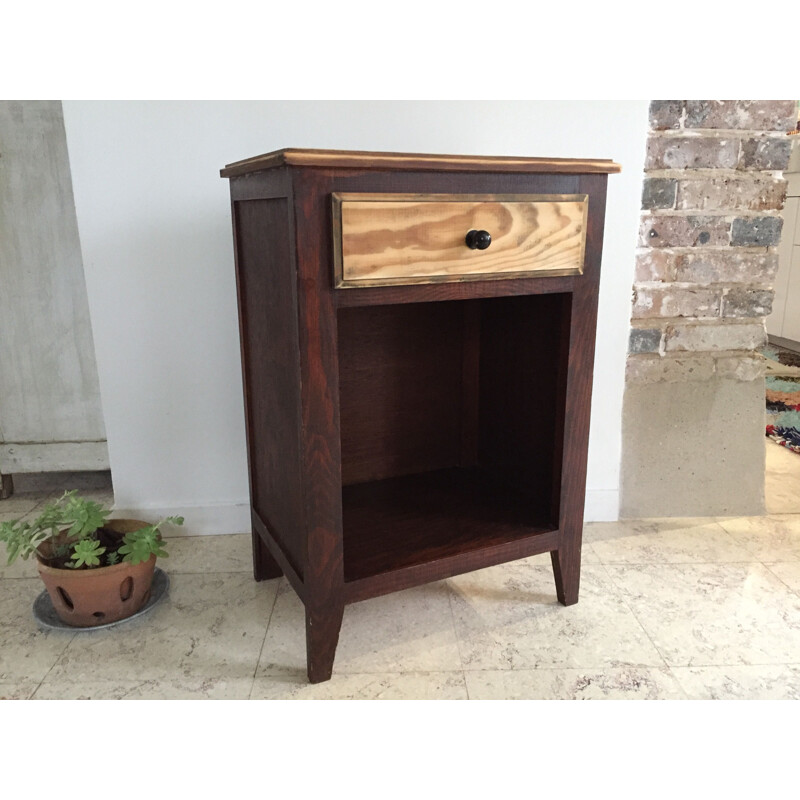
(332, 192), (588, 288)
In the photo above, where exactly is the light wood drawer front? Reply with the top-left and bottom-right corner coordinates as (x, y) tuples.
(332, 193), (588, 288)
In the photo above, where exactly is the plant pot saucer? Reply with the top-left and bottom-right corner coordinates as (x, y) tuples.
(32, 567), (169, 632)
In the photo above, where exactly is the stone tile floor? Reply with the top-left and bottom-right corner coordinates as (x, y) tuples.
(1, 468), (800, 700)
(766, 438), (800, 514)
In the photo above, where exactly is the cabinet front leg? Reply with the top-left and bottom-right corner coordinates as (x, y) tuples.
(551, 545), (581, 606)
(252, 531), (283, 582)
(306, 602), (344, 684)
(0, 472), (13, 500)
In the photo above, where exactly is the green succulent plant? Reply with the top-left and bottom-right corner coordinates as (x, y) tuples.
(0, 491), (182, 570)
(70, 539), (106, 568)
(118, 517), (181, 565)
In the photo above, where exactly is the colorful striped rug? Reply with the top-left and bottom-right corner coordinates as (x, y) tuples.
(763, 345), (800, 454)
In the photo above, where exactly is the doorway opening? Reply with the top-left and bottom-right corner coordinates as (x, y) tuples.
(764, 126), (800, 513)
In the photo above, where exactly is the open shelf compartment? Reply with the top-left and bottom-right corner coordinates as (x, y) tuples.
(337, 293), (572, 585)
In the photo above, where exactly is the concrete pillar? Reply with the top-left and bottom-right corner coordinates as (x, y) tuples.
(621, 100), (797, 517)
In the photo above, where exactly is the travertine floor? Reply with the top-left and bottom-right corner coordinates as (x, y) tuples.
(1, 471), (800, 700)
(766, 439), (800, 514)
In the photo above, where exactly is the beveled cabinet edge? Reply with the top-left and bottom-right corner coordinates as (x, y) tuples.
(220, 148), (622, 178)
(331, 192), (589, 289)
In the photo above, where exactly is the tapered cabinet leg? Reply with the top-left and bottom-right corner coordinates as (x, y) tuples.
(252, 531), (283, 581)
(0, 472), (13, 500)
(306, 602), (344, 684)
(551, 546), (581, 606)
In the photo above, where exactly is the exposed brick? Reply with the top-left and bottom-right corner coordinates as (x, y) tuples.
(721, 287), (774, 318)
(738, 136), (793, 171)
(649, 101), (683, 130)
(714, 355), (766, 381)
(633, 286), (721, 319)
(645, 136), (739, 170)
(676, 177), (787, 212)
(639, 215), (730, 248)
(685, 100), (797, 131)
(673, 251), (778, 285)
(665, 321), (767, 352)
(730, 216), (783, 246)
(634, 250), (677, 282)
(626, 354), (715, 383)
(642, 178), (677, 209)
(629, 328), (663, 354)
(629, 102), (793, 382)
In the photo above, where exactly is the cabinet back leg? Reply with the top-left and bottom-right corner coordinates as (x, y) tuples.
(252, 531), (284, 581)
(551, 546), (580, 606)
(306, 603), (344, 683)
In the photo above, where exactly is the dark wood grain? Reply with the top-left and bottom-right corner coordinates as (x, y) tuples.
(233, 198), (305, 579)
(223, 151), (615, 682)
(342, 468), (556, 582)
(231, 196), (305, 582)
(252, 512), (305, 600)
(334, 274), (577, 307)
(345, 528), (561, 604)
(459, 301), (481, 467)
(228, 166), (292, 201)
(551, 174), (608, 606)
(252, 532), (283, 581)
(292, 169), (346, 682)
(478, 292), (569, 523)
(338, 302), (464, 485)
(306, 601), (344, 684)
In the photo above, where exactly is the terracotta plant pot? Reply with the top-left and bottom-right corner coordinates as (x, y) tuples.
(36, 518), (157, 627)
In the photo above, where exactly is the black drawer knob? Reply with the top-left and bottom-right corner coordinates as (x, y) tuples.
(465, 229), (492, 250)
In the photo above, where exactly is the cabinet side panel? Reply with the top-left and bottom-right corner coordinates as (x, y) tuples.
(234, 198), (305, 578)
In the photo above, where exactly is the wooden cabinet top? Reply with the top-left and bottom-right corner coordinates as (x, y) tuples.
(219, 148), (622, 179)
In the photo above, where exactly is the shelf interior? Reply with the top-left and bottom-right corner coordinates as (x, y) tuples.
(341, 467), (557, 583)
(337, 293), (570, 583)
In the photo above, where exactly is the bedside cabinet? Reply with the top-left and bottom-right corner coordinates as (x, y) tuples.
(221, 148), (620, 683)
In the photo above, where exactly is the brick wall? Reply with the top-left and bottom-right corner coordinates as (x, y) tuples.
(627, 100), (797, 383)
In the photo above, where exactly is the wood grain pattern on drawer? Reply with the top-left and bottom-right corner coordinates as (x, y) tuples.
(332, 193), (588, 288)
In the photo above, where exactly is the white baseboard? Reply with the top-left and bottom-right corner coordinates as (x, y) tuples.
(111, 502), (251, 536)
(583, 490), (620, 522)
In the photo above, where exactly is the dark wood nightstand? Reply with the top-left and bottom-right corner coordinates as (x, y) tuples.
(221, 148), (620, 682)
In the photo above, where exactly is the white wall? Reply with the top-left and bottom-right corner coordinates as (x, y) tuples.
(62, 100), (648, 531)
